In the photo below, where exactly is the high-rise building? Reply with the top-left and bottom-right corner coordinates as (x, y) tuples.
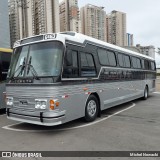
(9, 0), (60, 47)
(126, 33), (134, 46)
(59, 0), (81, 33)
(81, 4), (106, 41)
(123, 44), (155, 59)
(31, 0), (60, 35)
(0, 0), (10, 48)
(9, 0), (33, 46)
(107, 10), (127, 46)
(136, 44), (155, 59)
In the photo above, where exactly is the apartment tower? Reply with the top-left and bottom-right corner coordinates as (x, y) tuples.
(107, 10), (127, 46)
(59, 0), (81, 33)
(81, 4), (106, 42)
(9, 0), (60, 47)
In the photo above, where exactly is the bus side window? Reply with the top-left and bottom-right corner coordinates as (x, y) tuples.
(62, 50), (79, 78)
(118, 54), (124, 67)
(80, 52), (96, 77)
(151, 62), (156, 71)
(148, 61), (151, 70)
(141, 59), (145, 69)
(98, 48), (116, 67)
(124, 55), (131, 68)
(144, 60), (149, 70)
(118, 53), (130, 68)
(132, 57), (141, 69)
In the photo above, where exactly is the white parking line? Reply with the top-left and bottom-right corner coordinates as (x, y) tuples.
(2, 103), (136, 132)
(153, 92), (160, 94)
(0, 115), (5, 117)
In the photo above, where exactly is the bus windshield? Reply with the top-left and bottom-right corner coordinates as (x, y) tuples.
(8, 41), (64, 78)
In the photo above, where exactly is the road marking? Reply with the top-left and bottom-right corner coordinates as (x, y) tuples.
(0, 115), (5, 117)
(2, 103), (136, 132)
(153, 92), (160, 94)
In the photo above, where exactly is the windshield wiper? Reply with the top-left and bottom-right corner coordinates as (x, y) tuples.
(10, 58), (26, 80)
(27, 56), (40, 80)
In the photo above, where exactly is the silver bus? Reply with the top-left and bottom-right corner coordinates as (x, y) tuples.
(0, 48), (12, 109)
(6, 32), (156, 126)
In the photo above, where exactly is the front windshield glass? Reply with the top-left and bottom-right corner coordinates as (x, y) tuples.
(8, 46), (29, 78)
(8, 41), (63, 78)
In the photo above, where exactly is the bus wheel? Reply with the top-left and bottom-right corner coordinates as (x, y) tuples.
(85, 95), (99, 122)
(143, 86), (148, 100)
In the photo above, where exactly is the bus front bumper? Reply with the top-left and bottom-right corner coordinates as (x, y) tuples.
(6, 108), (66, 126)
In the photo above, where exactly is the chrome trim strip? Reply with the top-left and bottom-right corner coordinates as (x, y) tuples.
(61, 66), (156, 81)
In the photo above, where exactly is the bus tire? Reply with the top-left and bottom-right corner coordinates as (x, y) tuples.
(84, 95), (99, 122)
(142, 86), (148, 100)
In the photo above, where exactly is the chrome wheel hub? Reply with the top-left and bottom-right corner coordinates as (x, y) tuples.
(87, 100), (97, 117)
(145, 89), (148, 98)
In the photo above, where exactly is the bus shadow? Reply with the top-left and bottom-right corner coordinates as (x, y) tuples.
(5, 100), (138, 132)
(0, 108), (6, 115)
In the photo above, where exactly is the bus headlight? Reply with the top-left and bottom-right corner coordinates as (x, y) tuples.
(35, 99), (47, 110)
(6, 97), (13, 106)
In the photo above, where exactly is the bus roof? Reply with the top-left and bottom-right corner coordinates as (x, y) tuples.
(59, 32), (154, 61)
(13, 32), (154, 61)
(0, 48), (12, 53)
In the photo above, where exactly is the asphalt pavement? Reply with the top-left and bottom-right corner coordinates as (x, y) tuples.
(0, 80), (160, 160)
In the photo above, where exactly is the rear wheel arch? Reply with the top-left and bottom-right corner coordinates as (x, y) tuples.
(91, 92), (101, 117)
(84, 93), (100, 122)
(142, 85), (149, 100)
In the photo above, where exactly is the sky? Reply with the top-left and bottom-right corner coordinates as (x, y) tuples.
(59, 0), (160, 66)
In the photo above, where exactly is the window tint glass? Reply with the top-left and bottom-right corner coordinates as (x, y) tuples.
(118, 54), (124, 67)
(86, 53), (95, 67)
(80, 52), (96, 77)
(132, 57), (141, 69)
(63, 50), (79, 78)
(65, 50), (78, 67)
(151, 62), (155, 70)
(144, 60), (149, 70)
(26, 42), (63, 77)
(132, 57), (137, 68)
(148, 61), (151, 70)
(107, 51), (116, 66)
(118, 53), (130, 68)
(98, 49), (116, 66)
(81, 53), (88, 67)
(98, 49), (109, 65)
(65, 50), (72, 66)
(124, 55), (131, 68)
(8, 46), (29, 78)
(141, 59), (145, 69)
(136, 58), (141, 69)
